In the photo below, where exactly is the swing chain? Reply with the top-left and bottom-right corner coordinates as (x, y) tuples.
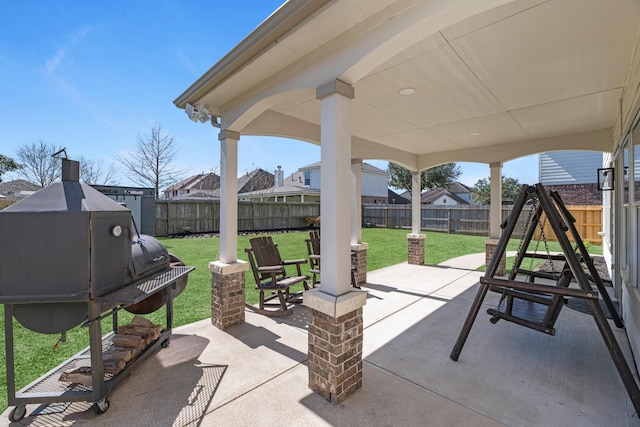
(516, 193), (538, 266)
(538, 209), (557, 276)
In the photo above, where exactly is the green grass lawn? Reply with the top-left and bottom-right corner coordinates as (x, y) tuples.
(0, 229), (602, 412)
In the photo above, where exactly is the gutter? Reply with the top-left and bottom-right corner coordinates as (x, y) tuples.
(173, 0), (331, 109)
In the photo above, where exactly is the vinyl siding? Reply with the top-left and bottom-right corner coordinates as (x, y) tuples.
(539, 151), (604, 185)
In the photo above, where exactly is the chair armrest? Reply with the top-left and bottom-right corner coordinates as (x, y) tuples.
(257, 265), (284, 273)
(309, 255), (321, 260)
(282, 259), (308, 265)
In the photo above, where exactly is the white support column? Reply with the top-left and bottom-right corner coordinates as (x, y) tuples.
(486, 161), (505, 275)
(411, 171), (421, 234)
(408, 170), (425, 265)
(351, 159), (363, 245)
(306, 80), (366, 404)
(314, 80), (354, 297)
(489, 162), (503, 239)
(219, 129), (240, 263)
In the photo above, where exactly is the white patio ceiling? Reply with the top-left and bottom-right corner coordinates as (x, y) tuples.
(175, 0), (640, 171)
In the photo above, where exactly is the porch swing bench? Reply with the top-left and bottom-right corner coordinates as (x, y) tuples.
(450, 183), (640, 415)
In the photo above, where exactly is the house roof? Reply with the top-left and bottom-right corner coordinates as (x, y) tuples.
(299, 161), (387, 175)
(421, 188), (469, 205)
(165, 172), (220, 192)
(446, 181), (471, 194)
(388, 188), (410, 204)
(237, 168), (274, 193)
(175, 0), (640, 171)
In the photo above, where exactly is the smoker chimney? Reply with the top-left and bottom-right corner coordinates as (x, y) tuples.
(275, 165), (284, 187)
(62, 159), (80, 182)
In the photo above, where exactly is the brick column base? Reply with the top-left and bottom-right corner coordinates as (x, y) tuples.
(209, 261), (249, 330)
(304, 289), (367, 404)
(485, 238), (506, 276)
(350, 243), (368, 286)
(407, 234), (425, 265)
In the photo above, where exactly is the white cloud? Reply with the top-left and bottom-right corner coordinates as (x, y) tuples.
(43, 25), (93, 75)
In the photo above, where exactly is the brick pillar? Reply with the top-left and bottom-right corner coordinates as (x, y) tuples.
(407, 233), (425, 265)
(304, 289), (367, 404)
(209, 260), (249, 330)
(485, 238), (506, 276)
(350, 243), (368, 286)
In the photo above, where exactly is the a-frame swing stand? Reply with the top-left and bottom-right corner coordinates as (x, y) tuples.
(450, 183), (640, 415)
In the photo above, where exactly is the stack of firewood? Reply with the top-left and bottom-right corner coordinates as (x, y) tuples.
(59, 316), (162, 385)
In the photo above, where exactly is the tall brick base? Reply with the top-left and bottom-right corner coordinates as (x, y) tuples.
(209, 261), (249, 330)
(407, 233), (425, 265)
(304, 289), (367, 404)
(485, 238), (506, 276)
(350, 243), (368, 286)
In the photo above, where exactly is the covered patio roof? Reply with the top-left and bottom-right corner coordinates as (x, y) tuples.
(174, 0), (640, 170)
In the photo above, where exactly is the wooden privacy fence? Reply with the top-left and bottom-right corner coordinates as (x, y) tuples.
(155, 200), (320, 236)
(362, 204), (603, 244)
(535, 205), (603, 245)
(155, 199), (602, 244)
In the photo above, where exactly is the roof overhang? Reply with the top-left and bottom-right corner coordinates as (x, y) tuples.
(176, 0), (640, 171)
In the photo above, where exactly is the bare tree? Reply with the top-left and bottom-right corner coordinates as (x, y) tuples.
(117, 124), (185, 198)
(79, 157), (120, 186)
(15, 140), (63, 187)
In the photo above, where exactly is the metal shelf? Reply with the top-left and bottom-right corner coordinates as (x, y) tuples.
(97, 266), (194, 306)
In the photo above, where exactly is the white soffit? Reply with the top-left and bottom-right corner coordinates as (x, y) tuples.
(448, 0), (639, 111)
(357, 44), (504, 128)
(510, 89), (624, 138)
(427, 112), (530, 147)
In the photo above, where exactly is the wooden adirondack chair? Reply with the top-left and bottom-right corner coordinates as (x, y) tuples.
(305, 231), (359, 289)
(244, 236), (309, 316)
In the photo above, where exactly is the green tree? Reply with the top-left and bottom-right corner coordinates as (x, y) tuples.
(388, 162), (461, 192)
(0, 154), (22, 183)
(471, 176), (522, 204)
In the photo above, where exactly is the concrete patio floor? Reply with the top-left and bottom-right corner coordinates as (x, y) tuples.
(3, 254), (640, 426)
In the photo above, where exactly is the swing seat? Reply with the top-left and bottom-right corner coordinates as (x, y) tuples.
(484, 268), (577, 335)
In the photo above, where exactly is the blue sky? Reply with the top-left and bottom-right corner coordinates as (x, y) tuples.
(0, 1), (538, 189)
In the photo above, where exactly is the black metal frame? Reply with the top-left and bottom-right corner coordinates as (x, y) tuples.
(3, 266), (193, 420)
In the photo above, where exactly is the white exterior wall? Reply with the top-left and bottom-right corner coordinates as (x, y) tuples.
(432, 195), (458, 205)
(304, 164), (387, 197)
(539, 151), (603, 185)
(610, 27), (640, 368)
(361, 171), (388, 198)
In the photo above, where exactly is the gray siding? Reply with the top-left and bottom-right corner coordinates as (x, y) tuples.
(539, 151), (603, 185)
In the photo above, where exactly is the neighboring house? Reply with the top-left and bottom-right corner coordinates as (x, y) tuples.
(237, 168), (274, 193)
(395, 182), (470, 205)
(239, 167), (320, 202)
(165, 169), (273, 200)
(539, 151), (603, 205)
(446, 182), (472, 203)
(0, 179), (41, 200)
(421, 186), (469, 205)
(164, 172), (220, 199)
(241, 162), (389, 203)
(300, 161), (388, 204)
(388, 189), (410, 204)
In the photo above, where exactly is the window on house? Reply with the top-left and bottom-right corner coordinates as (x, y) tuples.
(304, 171), (310, 186)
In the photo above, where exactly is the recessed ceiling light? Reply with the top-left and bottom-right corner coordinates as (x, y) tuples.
(469, 132), (481, 136)
(399, 88), (416, 96)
